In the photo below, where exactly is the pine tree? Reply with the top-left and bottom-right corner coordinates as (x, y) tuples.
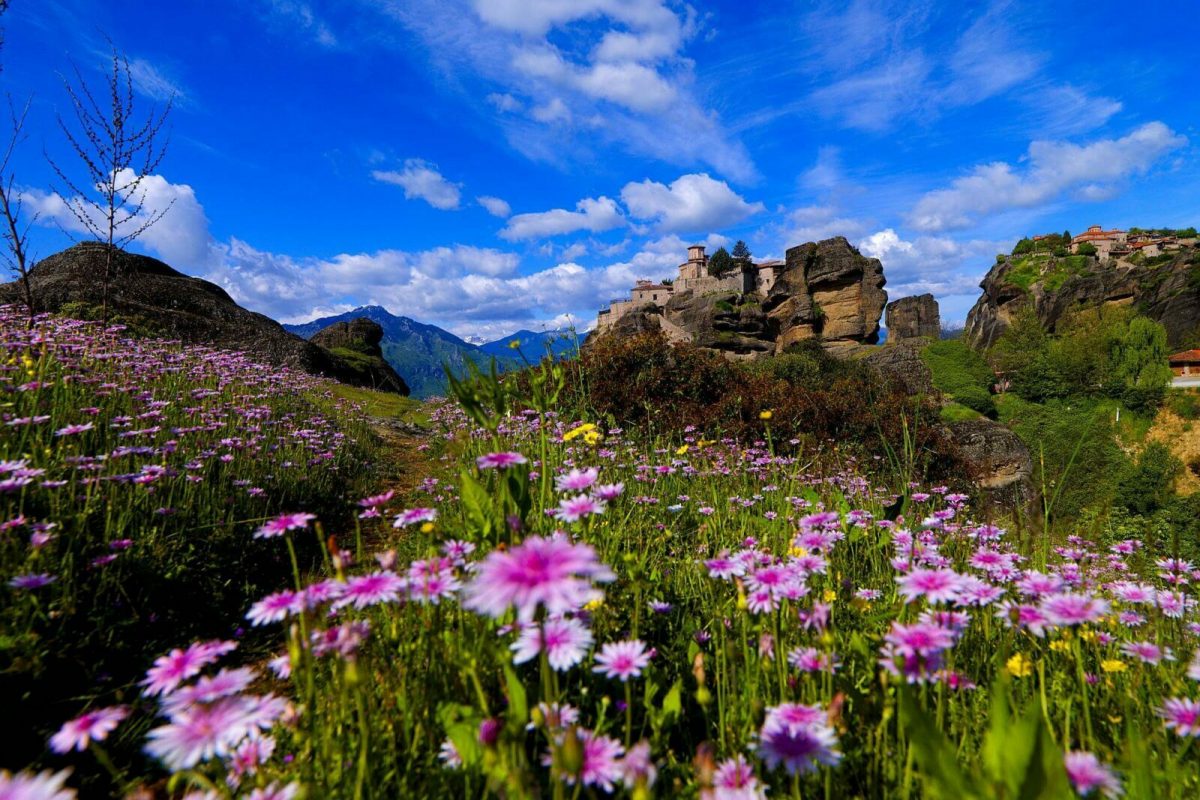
(707, 247), (735, 276)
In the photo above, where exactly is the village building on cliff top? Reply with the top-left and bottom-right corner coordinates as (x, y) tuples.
(595, 245), (784, 332)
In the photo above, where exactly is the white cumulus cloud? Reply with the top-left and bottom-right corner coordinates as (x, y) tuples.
(908, 122), (1187, 232)
(371, 159), (463, 210)
(500, 196), (625, 241)
(620, 173), (764, 233)
(477, 195), (512, 217)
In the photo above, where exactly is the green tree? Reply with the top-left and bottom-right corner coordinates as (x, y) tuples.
(1076, 242), (1097, 257)
(1109, 316), (1173, 411)
(707, 246), (735, 276)
(731, 240), (752, 264)
(1012, 238), (1034, 255)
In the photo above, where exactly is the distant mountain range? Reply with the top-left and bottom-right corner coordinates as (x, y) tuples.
(284, 306), (579, 398)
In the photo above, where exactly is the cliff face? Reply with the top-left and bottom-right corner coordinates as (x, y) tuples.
(0, 242), (409, 394)
(964, 244), (1200, 350)
(592, 237), (887, 358)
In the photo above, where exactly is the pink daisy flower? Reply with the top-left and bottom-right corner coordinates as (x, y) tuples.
(1041, 593), (1110, 627)
(141, 640), (237, 697)
(757, 703), (841, 775)
(463, 535), (614, 621)
(896, 568), (963, 604)
(393, 507), (437, 528)
(555, 467), (599, 493)
(1063, 751), (1122, 798)
(1120, 640), (1172, 665)
(144, 694), (286, 770)
(246, 589), (305, 626)
(548, 729), (624, 791)
(477, 451), (528, 470)
(511, 617), (594, 671)
(593, 639), (651, 681)
(253, 512), (316, 539)
(49, 706), (129, 753)
(555, 494), (606, 523)
(1160, 697), (1200, 737)
(707, 755), (767, 800)
(333, 571), (406, 609)
(0, 769), (76, 800)
(592, 482), (625, 501)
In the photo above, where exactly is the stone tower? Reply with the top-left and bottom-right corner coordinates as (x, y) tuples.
(679, 245), (707, 280)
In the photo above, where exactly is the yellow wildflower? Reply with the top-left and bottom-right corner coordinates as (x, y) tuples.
(759, 410), (773, 421)
(583, 430), (602, 446)
(584, 597), (603, 612)
(1006, 653), (1034, 678)
(1079, 628), (1097, 643)
(507, 339), (521, 350)
(788, 545), (808, 558)
(676, 444), (689, 456)
(1050, 640), (1070, 653)
(420, 522), (435, 534)
(563, 422), (596, 442)
(1100, 659), (1127, 673)
(822, 589), (837, 603)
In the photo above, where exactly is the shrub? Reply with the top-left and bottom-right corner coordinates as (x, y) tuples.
(1115, 441), (1181, 515)
(1166, 390), (1200, 420)
(1076, 242), (1097, 256)
(572, 331), (959, 479)
(953, 384), (997, 418)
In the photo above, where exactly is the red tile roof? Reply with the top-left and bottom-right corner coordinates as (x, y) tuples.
(1169, 350), (1200, 364)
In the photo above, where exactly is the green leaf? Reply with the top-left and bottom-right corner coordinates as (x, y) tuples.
(899, 689), (976, 799)
(459, 469), (493, 537)
(661, 679), (683, 726)
(1015, 704), (1072, 800)
(982, 677), (1012, 786)
(503, 664), (528, 731)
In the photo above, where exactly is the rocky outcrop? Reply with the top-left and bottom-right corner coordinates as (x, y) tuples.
(886, 294), (940, 340)
(0, 242), (409, 394)
(864, 339), (936, 395)
(310, 318), (411, 395)
(589, 237), (888, 359)
(944, 419), (1035, 510)
(964, 244), (1200, 350)
(765, 237), (887, 354)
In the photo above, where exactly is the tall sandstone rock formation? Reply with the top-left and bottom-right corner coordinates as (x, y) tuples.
(595, 237), (886, 358)
(765, 237), (887, 354)
(885, 294), (941, 340)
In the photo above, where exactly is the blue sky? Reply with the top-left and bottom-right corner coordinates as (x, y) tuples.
(4, 0), (1198, 339)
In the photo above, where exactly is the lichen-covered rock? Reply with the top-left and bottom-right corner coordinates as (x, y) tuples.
(864, 339), (936, 395)
(944, 418), (1034, 510)
(886, 294), (941, 340)
(664, 290), (774, 358)
(964, 244), (1200, 349)
(311, 318), (410, 395)
(0, 242), (409, 394)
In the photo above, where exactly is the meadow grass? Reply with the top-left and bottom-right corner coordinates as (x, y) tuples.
(3, 313), (1199, 799)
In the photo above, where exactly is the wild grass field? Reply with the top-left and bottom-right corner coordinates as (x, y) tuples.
(2, 306), (1199, 799)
